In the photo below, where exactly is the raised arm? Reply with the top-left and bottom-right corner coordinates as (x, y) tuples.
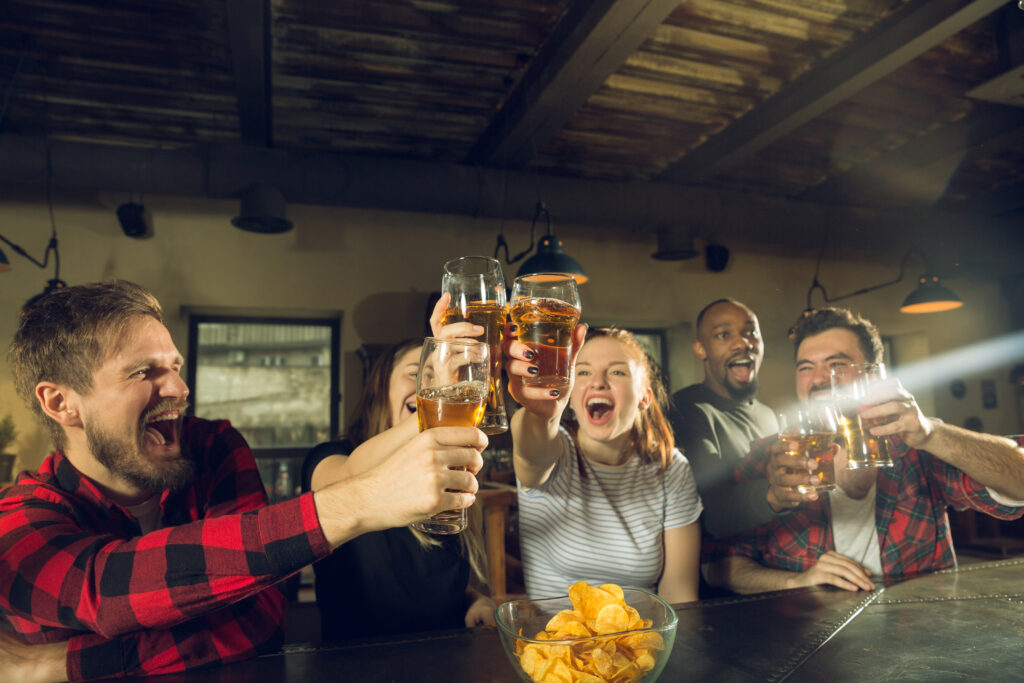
(506, 322), (587, 488)
(864, 380), (1024, 500)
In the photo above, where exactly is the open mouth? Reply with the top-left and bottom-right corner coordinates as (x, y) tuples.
(585, 396), (615, 424)
(809, 384), (832, 401)
(405, 398), (417, 416)
(727, 356), (755, 383)
(143, 410), (180, 447)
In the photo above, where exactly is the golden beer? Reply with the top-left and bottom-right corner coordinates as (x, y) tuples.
(838, 412), (894, 469)
(414, 380), (487, 534)
(416, 381), (488, 430)
(509, 297), (581, 389)
(781, 432), (838, 492)
(441, 301), (507, 434)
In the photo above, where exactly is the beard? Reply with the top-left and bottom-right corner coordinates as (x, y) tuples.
(725, 376), (759, 402)
(87, 413), (195, 494)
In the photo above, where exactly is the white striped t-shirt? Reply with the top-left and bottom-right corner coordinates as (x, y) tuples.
(518, 428), (703, 599)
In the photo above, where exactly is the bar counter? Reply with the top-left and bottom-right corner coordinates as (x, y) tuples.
(117, 557), (1024, 682)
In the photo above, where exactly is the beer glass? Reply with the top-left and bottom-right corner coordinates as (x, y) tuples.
(412, 337), (489, 535)
(830, 363), (895, 469)
(778, 404), (839, 493)
(508, 274), (581, 390)
(441, 256), (508, 435)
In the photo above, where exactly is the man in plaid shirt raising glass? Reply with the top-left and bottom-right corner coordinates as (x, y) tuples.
(704, 307), (1024, 593)
(0, 280), (485, 681)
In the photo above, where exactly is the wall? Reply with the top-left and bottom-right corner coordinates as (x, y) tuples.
(1, 193), (1021, 471)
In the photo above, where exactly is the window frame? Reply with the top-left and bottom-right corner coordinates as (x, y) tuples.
(184, 309), (342, 461)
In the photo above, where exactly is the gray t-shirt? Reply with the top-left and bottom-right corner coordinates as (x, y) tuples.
(669, 383), (778, 538)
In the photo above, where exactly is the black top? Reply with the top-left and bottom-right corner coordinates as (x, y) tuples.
(302, 440), (470, 641)
(669, 383), (779, 539)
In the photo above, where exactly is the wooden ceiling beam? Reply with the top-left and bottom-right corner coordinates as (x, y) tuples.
(226, 0), (272, 146)
(3, 134), (1022, 276)
(800, 104), (1024, 205)
(658, 0), (1009, 184)
(466, 0), (681, 168)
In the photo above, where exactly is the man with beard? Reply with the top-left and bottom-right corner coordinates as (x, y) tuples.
(0, 281), (485, 682)
(703, 307), (1024, 593)
(669, 299), (779, 541)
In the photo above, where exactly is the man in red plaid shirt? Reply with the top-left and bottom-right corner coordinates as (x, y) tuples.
(0, 281), (485, 681)
(704, 307), (1024, 594)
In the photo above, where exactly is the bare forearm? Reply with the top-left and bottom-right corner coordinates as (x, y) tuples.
(703, 556), (799, 594)
(921, 422), (1024, 500)
(511, 408), (562, 488)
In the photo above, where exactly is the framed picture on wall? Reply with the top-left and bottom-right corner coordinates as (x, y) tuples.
(627, 328), (669, 388)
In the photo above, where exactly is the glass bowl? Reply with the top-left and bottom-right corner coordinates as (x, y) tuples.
(495, 587), (678, 683)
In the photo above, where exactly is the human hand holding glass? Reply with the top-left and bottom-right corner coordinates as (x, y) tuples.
(830, 363), (895, 469)
(412, 337), (490, 535)
(508, 274), (581, 391)
(778, 404), (839, 494)
(440, 256), (509, 435)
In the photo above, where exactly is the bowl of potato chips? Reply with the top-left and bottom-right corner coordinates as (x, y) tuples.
(495, 581), (677, 683)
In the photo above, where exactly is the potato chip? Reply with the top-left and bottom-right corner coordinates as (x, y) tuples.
(594, 603), (629, 634)
(546, 609), (587, 634)
(514, 582), (669, 683)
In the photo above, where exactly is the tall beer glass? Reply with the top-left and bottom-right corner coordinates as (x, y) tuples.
(830, 363), (895, 469)
(509, 274), (581, 390)
(779, 404), (839, 493)
(441, 256), (508, 435)
(412, 337), (489, 535)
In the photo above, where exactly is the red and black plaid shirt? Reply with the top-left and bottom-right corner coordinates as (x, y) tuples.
(0, 417), (331, 681)
(704, 434), (1024, 580)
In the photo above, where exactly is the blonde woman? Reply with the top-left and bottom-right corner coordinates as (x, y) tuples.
(506, 326), (703, 603)
(301, 339), (494, 641)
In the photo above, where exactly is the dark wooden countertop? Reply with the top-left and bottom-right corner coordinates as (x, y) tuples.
(117, 557), (1024, 682)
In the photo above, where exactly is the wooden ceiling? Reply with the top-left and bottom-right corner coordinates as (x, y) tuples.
(1, 0), (1023, 230)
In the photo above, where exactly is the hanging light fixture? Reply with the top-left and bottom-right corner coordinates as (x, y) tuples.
(1, 140), (68, 310)
(900, 274), (963, 313)
(798, 249), (963, 319)
(232, 183), (293, 234)
(494, 202), (587, 284)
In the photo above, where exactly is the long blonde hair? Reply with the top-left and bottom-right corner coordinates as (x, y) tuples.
(347, 340), (489, 588)
(563, 327), (675, 471)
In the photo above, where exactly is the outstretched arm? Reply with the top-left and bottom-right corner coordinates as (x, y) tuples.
(864, 380), (1024, 500)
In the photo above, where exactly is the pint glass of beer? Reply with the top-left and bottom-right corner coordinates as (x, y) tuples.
(412, 337), (489, 535)
(509, 274), (581, 390)
(779, 404), (839, 493)
(830, 363), (895, 469)
(441, 256), (508, 435)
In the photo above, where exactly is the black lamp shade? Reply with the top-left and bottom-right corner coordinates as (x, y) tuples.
(516, 235), (587, 284)
(232, 184), (293, 234)
(900, 274), (963, 314)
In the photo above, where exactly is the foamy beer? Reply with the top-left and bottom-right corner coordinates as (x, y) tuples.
(412, 337), (489, 535)
(830, 363), (895, 469)
(509, 274), (581, 390)
(779, 404), (839, 493)
(441, 256), (508, 435)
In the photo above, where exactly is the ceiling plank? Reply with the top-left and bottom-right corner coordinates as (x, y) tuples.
(800, 104), (1024, 205)
(658, 0), (1008, 184)
(226, 0), (272, 146)
(942, 178), (1024, 216)
(466, 0), (681, 168)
